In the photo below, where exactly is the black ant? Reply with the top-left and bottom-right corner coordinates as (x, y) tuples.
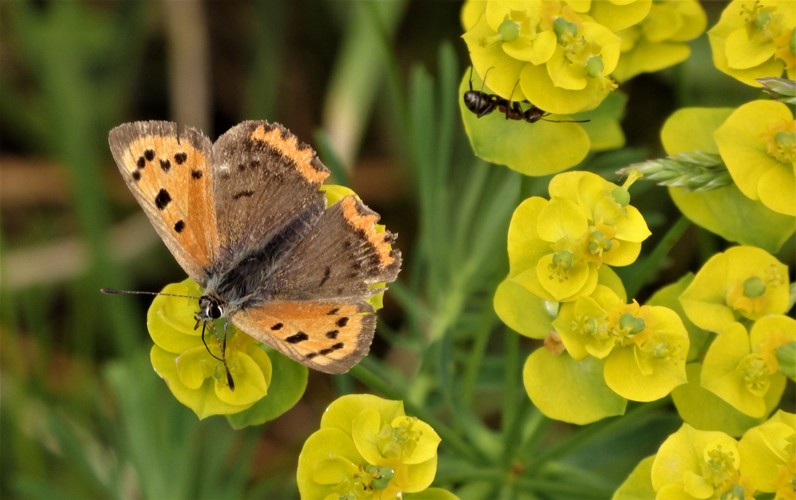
(463, 67), (589, 124)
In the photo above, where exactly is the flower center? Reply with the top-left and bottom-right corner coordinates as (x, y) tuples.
(553, 17), (578, 44)
(702, 444), (739, 491)
(619, 313), (646, 336)
(726, 275), (771, 318)
(737, 354), (772, 397)
(362, 464), (395, 491)
(585, 55), (604, 77)
(498, 18), (521, 42)
(742, 276), (766, 298)
(548, 250), (574, 282)
(764, 123), (796, 164)
(377, 418), (421, 459)
(587, 229), (613, 257)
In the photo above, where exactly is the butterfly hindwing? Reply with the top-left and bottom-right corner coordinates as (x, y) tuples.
(266, 196), (401, 301)
(230, 300), (374, 374)
(108, 121), (219, 283)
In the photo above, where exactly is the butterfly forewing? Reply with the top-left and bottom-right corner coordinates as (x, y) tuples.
(211, 121), (329, 259)
(108, 121), (219, 283)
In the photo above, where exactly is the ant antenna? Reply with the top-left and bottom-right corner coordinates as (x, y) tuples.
(540, 116), (591, 123)
(480, 66), (494, 94)
(467, 65), (494, 93)
(507, 79), (520, 103)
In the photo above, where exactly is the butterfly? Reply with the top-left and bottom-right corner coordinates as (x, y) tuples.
(108, 120), (401, 376)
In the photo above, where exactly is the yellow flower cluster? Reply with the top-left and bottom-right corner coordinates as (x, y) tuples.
(462, 0), (706, 114)
(615, 412), (796, 499)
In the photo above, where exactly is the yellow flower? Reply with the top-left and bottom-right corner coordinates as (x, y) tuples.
(505, 171), (649, 303)
(553, 284), (689, 402)
(613, 0), (707, 82)
(148, 279), (273, 419)
(701, 322), (787, 419)
(738, 410), (796, 497)
(709, 0), (796, 86)
(297, 395), (444, 499)
(651, 424), (750, 499)
(679, 246), (790, 333)
(714, 100), (796, 217)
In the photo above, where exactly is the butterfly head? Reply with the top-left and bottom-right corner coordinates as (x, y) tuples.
(196, 295), (225, 324)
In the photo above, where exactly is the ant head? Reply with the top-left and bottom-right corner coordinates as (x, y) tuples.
(523, 105), (546, 123)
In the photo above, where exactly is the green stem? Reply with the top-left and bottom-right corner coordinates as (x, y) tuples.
(501, 391), (529, 467)
(461, 311), (492, 406)
(501, 331), (521, 461)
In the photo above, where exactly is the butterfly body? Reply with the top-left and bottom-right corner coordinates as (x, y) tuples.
(109, 120), (400, 374)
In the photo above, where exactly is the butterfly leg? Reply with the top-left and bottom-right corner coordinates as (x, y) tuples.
(199, 320), (236, 391)
(220, 320), (236, 391)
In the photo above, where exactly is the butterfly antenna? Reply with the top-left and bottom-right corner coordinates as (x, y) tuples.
(100, 288), (198, 299)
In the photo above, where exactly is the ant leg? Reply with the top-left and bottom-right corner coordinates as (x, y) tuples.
(504, 80), (521, 120)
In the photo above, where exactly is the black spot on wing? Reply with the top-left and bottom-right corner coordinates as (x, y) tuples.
(271, 322), (283, 331)
(318, 343), (344, 356)
(319, 267), (331, 286)
(336, 317), (349, 328)
(144, 149), (155, 161)
(232, 190), (255, 200)
(325, 330), (339, 339)
(137, 156), (146, 168)
(191, 169), (203, 179)
(285, 332), (309, 344)
(160, 158), (171, 172)
(174, 220), (185, 233)
(155, 189), (171, 210)
(174, 152), (188, 164)
(132, 170), (141, 181)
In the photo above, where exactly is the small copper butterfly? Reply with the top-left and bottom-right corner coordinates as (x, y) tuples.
(107, 121), (401, 375)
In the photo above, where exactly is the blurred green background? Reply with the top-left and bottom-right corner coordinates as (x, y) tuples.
(1, 1), (787, 499)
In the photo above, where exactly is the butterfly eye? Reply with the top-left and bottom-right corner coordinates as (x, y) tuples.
(208, 302), (224, 319)
(197, 296), (224, 321)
